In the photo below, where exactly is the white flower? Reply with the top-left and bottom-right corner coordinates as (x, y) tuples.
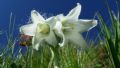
(20, 10), (57, 50)
(20, 3), (98, 50)
(53, 3), (97, 47)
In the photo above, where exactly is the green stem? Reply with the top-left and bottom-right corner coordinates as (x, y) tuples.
(48, 47), (54, 68)
(49, 45), (60, 68)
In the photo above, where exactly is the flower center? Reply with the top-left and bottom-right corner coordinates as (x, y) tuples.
(37, 23), (50, 34)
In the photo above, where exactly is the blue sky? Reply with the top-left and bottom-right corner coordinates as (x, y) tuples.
(0, 0), (115, 26)
(0, 0), (117, 45)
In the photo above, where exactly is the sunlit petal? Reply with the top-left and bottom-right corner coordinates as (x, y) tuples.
(66, 31), (86, 48)
(45, 31), (57, 46)
(32, 36), (39, 50)
(33, 43), (40, 50)
(54, 21), (65, 47)
(66, 3), (81, 20)
(32, 35), (43, 50)
(46, 16), (56, 28)
(31, 10), (45, 24)
(56, 14), (64, 21)
(75, 19), (97, 32)
(20, 24), (36, 36)
(58, 32), (65, 47)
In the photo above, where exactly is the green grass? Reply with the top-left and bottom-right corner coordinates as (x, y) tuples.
(0, 0), (120, 68)
(0, 43), (108, 68)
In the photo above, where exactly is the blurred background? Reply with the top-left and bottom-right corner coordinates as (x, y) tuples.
(0, 0), (117, 46)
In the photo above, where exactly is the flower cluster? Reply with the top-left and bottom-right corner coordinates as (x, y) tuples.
(20, 3), (97, 50)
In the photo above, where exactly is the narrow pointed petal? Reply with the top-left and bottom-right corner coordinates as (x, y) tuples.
(76, 19), (97, 32)
(66, 3), (81, 20)
(53, 21), (65, 47)
(31, 10), (45, 24)
(20, 24), (36, 36)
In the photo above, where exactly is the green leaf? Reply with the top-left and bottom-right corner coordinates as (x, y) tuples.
(97, 12), (110, 39)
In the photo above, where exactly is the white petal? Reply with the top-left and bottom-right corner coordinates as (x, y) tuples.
(32, 37), (39, 50)
(31, 10), (45, 24)
(33, 43), (40, 50)
(46, 16), (56, 28)
(58, 33), (65, 47)
(66, 3), (81, 20)
(53, 21), (65, 47)
(45, 31), (57, 46)
(76, 19), (97, 32)
(46, 16), (54, 22)
(32, 35), (43, 50)
(56, 14), (64, 21)
(53, 21), (62, 33)
(20, 24), (36, 36)
(66, 31), (86, 48)
(32, 23), (57, 49)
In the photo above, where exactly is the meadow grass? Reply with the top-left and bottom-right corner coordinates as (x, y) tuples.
(0, 0), (120, 68)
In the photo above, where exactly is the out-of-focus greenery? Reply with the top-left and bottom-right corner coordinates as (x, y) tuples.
(97, 0), (120, 68)
(0, 0), (120, 68)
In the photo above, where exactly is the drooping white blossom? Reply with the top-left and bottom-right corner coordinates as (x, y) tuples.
(20, 3), (97, 50)
(20, 10), (57, 50)
(53, 3), (97, 47)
